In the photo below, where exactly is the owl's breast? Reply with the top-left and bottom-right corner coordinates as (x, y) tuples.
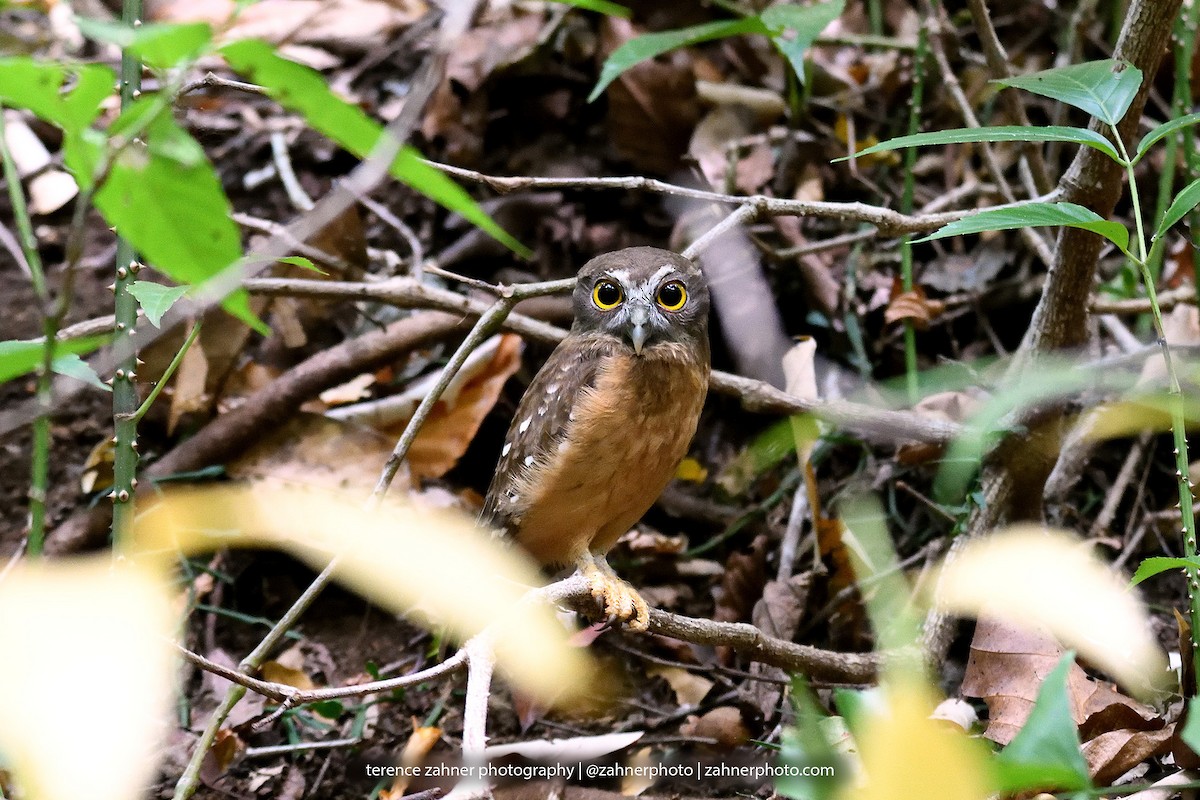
(512, 345), (709, 565)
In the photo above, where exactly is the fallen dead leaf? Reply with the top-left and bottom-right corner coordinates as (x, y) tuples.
(646, 664), (713, 707)
(680, 706), (750, 749)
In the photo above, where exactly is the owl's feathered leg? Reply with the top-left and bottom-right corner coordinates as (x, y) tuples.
(576, 550), (650, 631)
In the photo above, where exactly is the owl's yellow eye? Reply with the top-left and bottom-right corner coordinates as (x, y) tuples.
(656, 281), (687, 311)
(592, 279), (623, 310)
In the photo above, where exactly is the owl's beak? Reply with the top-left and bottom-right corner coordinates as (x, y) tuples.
(627, 304), (651, 355)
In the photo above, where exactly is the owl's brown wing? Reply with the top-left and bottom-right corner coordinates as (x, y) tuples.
(481, 335), (606, 536)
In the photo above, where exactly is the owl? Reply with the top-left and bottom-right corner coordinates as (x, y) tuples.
(482, 247), (711, 630)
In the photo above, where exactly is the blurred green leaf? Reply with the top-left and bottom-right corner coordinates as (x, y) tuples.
(761, 0), (844, 85)
(778, 676), (841, 800)
(1135, 112), (1200, 163)
(1180, 697), (1200, 754)
(0, 58), (114, 134)
(993, 59), (1142, 127)
(128, 281), (189, 328)
(995, 652), (1091, 793)
(547, 0), (630, 17)
(276, 255), (325, 274)
(841, 126), (1119, 163)
(51, 352), (110, 391)
(221, 39), (529, 258)
(75, 19), (212, 69)
(0, 336), (109, 386)
(915, 202), (1129, 255)
(589, 18), (767, 102)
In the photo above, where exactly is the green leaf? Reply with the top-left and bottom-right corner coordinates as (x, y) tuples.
(589, 18), (768, 102)
(547, 0), (631, 17)
(310, 700), (344, 719)
(220, 39), (529, 258)
(1181, 698), (1200, 754)
(777, 676), (841, 800)
(1135, 112), (1200, 163)
(0, 58), (115, 134)
(761, 0), (844, 85)
(1155, 178), (1200, 239)
(95, 98), (264, 332)
(75, 19), (212, 69)
(839, 125), (1119, 163)
(51, 352), (110, 392)
(0, 335), (109, 385)
(995, 652), (1091, 793)
(1131, 555), (1200, 585)
(276, 255), (325, 274)
(993, 59), (1142, 127)
(128, 281), (189, 327)
(914, 202), (1130, 255)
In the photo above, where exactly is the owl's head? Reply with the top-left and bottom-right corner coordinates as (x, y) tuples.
(572, 247), (710, 358)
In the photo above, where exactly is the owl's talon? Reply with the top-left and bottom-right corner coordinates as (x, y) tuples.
(579, 558), (649, 631)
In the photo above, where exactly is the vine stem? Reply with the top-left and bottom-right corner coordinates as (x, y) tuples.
(1114, 125), (1200, 687)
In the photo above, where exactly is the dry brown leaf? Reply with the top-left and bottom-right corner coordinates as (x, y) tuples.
(261, 644), (317, 691)
(1084, 727), (1173, 785)
(385, 719), (442, 797)
(167, 326), (210, 435)
(602, 16), (700, 175)
(646, 664), (713, 706)
(228, 414), (398, 492)
(884, 284), (945, 330)
(680, 706), (750, 749)
(961, 619), (1161, 745)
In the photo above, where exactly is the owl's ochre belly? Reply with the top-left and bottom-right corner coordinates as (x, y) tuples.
(513, 349), (708, 565)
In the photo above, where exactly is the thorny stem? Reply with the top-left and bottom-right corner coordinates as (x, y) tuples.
(1114, 126), (1200, 688)
(110, 0), (145, 546)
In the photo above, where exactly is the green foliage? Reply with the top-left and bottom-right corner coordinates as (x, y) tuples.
(128, 281), (190, 328)
(846, 125), (1120, 163)
(993, 59), (1141, 127)
(1156, 177), (1200, 237)
(589, 0), (843, 101)
(777, 676), (840, 800)
(75, 19), (213, 69)
(276, 255), (325, 274)
(1130, 555), (1200, 585)
(0, 336), (109, 386)
(1136, 111), (1200, 163)
(547, 0), (631, 18)
(915, 202), (1130, 255)
(220, 39), (530, 258)
(994, 653), (1091, 793)
(0, 58), (114, 134)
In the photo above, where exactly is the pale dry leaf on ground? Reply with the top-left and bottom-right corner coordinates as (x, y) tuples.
(646, 664), (713, 707)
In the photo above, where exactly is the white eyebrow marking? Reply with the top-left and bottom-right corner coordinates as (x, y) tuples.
(608, 268), (631, 284)
(648, 264), (677, 286)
